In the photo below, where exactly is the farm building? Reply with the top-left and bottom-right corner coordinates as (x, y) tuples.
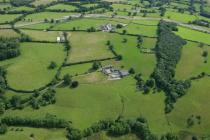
(101, 24), (115, 32)
(57, 36), (65, 43)
(101, 65), (129, 80)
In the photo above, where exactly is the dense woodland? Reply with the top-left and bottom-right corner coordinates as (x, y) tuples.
(0, 38), (20, 61)
(152, 21), (191, 113)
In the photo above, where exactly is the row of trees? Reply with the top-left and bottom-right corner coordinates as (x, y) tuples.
(66, 116), (157, 140)
(1, 114), (68, 128)
(152, 21), (191, 113)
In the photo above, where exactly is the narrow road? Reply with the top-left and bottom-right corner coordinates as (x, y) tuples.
(14, 13), (210, 34)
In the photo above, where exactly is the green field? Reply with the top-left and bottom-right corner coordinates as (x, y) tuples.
(67, 32), (114, 63)
(53, 18), (123, 31)
(176, 41), (210, 80)
(116, 23), (158, 37)
(17, 12), (74, 24)
(19, 23), (54, 30)
(32, 0), (57, 6)
(0, 127), (67, 140)
(111, 4), (133, 11)
(61, 63), (92, 77)
(47, 4), (78, 11)
(9, 6), (34, 12)
(175, 26), (210, 45)
(82, 3), (98, 8)
(0, 42), (65, 90)
(21, 29), (60, 42)
(0, 29), (20, 38)
(0, 14), (21, 24)
(167, 77), (210, 135)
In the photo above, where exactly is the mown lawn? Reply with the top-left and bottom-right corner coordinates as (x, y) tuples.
(0, 42), (65, 90)
(175, 26), (210, 45)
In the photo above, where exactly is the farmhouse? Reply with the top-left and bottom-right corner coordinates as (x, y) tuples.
(101, 24), (115, 32)
(101, 65), (129, 80)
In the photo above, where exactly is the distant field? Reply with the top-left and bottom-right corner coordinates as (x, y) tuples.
(164, 11), (197, 23)
(82, 3), (98, 8)
(0, 29), (20, 38)
(18, 12), (74, 23)
(0, 127), (66, 140)
(21, 30), (60, 42)
(0, 3), (11, 10)
(67, 32), (114, 63)
(32, 0), (56, 6)
(47, 4), (78, 11)
(19, 23), (54, 30)
(9, 6), (34, 12)
(0, 42), (65, 90)
(176, 41), (210, 80)
(175, 26), (210, 45)
(52, 18), (121, 30)
(0, 14), (21, 24)
(116, 23), (158, 37)
(111, 4), (133, 11)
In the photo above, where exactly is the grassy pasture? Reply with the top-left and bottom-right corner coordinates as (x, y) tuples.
(164, 11), (197, 23)
(19, 12), (74, 23)
(0, 127), (67, 140)
(47, 4), (78, 11)
(131, 19), (159, 26)
(0, 29), (20, 38)
(52, 18), (122, 31)
(9, 6), (34, 12)
(82, 3), (98, 8)
(21, 29), (60, 42)
(67, 32), (114, 63)
(0, 42), (65, 90)
(85, 131), (139, 140)
(2, 76), (170, 134)
(175, 41), (210, 80)
(19, 23), (54, 30)
(0, 14), (21, 24)
(107, 34), (156, 79)
(61, 63), (92, 77)
(111, 4), (133, 11)
(167, 77), (210, 135)
(116, 23), (158, 37)
(0, 3), (11, 10)
(32, 0), (56, 6)
(175, 26), (210, 45)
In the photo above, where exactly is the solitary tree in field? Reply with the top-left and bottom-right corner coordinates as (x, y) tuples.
(48, 61), (57, 69)
(63, 74), (72, 86)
